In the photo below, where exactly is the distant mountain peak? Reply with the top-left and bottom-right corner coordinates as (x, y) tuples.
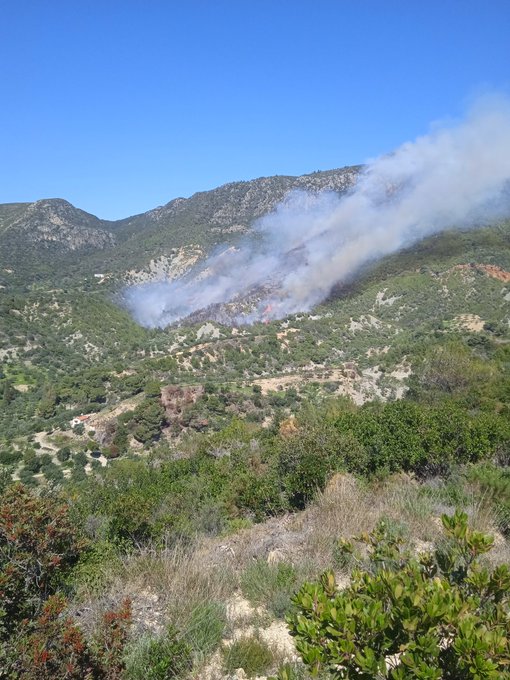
(0, 198), (115, 259)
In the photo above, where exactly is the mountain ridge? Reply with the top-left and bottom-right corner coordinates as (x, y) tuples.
(0, 166), (361, 288)
(1, 166), (362, 226)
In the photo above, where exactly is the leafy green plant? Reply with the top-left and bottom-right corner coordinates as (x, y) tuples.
(0, 483), (85, 638)
(288, 511), (510, 678)
(277, 421), (349, 508)
(70, 539), (122, 593)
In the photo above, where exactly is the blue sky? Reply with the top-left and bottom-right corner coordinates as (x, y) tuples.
(1, 1), (509, 220)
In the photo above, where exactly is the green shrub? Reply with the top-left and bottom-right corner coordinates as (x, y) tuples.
(144, 380), (162, 398)
(0, 448), (22, 466)
(22, 449), (41, 473)
(0, 486), (133, 678)
(71, 466), (87, 482)
(288, 511), (510, 678)
(8, 596), (131, 679)
(132, 398), (166, 444)
(70, 539), (122, 593)
(277, 422), (348, 508)
(223, 517), (253, 534)
(41, 462), (64, 483)
(73, 451), (88, 468)
(39, 453), (53, 467)
(9, 594), (98, 679)
(222, 636), (274, 678)
(0, 484), (85, 637)
(234, 470), (286, 519)
(18, 467), (37, 487)
(332, 400), (510, 476)
(56, 446), (71, 462)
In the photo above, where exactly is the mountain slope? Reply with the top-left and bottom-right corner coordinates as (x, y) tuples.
(0, 199), (117, 288)
(0, 199), (115, 249)
(114, 167), (360, 238)
(0, 167), (360, 288)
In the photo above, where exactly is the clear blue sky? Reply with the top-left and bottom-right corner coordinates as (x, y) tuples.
(1, 1), (509, 220)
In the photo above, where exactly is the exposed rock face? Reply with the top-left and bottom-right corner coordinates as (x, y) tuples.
(8, 199), (115, 251)
(124, 246), (204, 284)
(196, 322), (221, 340)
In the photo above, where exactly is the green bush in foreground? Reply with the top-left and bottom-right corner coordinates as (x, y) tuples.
(6, 595), (132, 679)
(0, 483), (85, 637)
(286, 511), (510, 679)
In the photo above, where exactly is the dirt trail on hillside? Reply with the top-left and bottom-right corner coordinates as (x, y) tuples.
(33, 431), (59, 452)
(250, 364), (401, 405)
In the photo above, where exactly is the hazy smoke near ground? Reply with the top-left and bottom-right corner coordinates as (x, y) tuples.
(125, 97), (510, 328)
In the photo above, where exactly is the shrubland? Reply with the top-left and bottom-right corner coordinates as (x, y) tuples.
(0, 215), (509, 676)
(1, 374), (510, 677)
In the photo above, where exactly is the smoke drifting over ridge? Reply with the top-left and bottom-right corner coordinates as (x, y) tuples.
(125, 98), (510, 328)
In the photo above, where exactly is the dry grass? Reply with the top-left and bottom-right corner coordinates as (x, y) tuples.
(303, 473), (382, 569)
(75, 540), (234, 644)
(304, 473), (510, 569)
(209, 472), (510, 577)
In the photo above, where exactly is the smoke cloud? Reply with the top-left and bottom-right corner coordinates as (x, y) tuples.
(124, 97), (510, 328)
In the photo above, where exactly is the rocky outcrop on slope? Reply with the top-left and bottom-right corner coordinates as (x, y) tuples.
(7, 199), (115, 251)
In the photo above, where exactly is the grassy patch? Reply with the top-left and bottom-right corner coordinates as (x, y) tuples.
(183, 600), (226, 658)
(222, 635), (274, 678)
(240, 560), (304, 619)
(123, 627), (192, 679)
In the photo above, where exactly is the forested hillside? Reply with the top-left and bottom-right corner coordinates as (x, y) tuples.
(1, 168), (510, 678)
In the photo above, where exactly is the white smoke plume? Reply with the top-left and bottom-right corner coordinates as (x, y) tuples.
(124, 97), (510, 328)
